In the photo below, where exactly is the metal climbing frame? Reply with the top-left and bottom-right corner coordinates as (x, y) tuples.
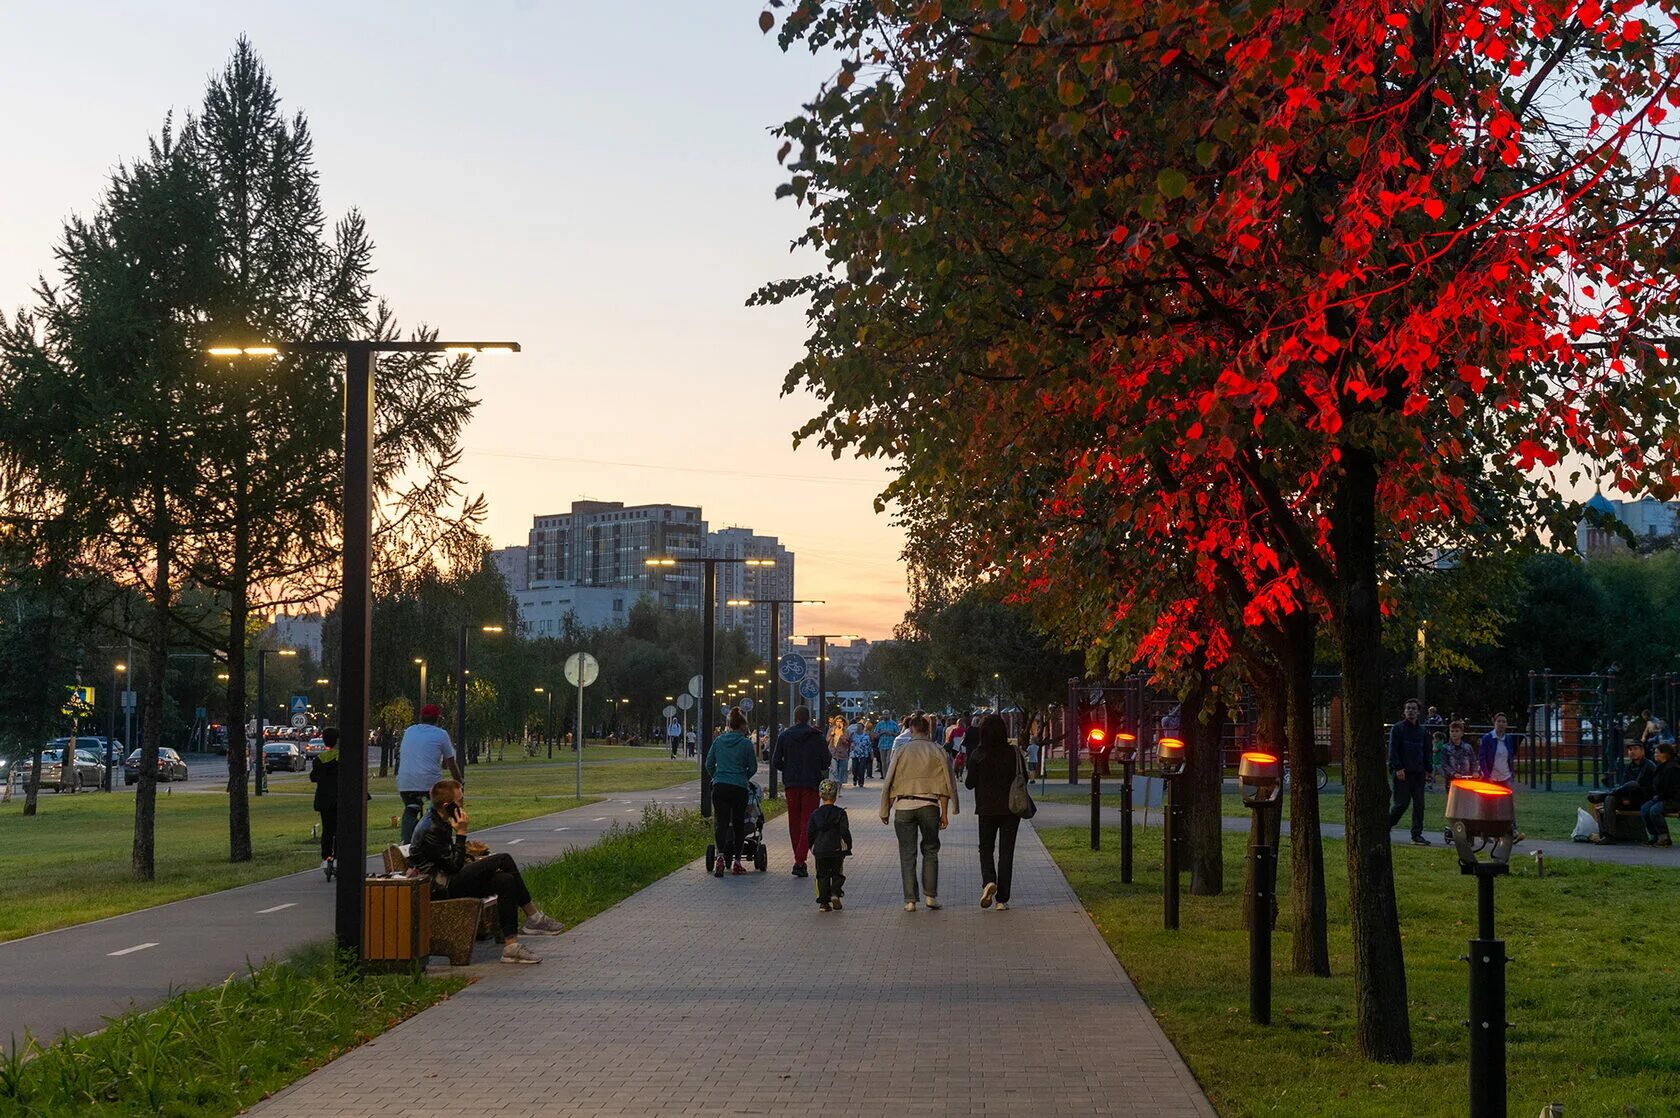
(1525, 670), (1619, 791)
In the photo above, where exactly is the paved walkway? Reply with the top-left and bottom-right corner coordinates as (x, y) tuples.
(255, 793), (1214, 1117)
(0, 783), (698, 1050)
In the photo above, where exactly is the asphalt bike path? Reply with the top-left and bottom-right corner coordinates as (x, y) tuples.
(254, 778), (1215, 1117)
(0, 781), (700, 1051)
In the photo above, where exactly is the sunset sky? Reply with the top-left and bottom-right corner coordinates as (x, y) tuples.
(0, 1), (908, 639)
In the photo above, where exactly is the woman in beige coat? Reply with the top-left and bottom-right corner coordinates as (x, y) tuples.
(879, 712), (959, 911)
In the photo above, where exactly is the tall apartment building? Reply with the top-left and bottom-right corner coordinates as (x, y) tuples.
(527, 501), (707, 611)
(487, 545), (530, 592)
(709, 527), (797, 660)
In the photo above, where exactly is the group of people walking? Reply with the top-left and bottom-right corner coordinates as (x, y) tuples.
(775, 707), (1031, 911)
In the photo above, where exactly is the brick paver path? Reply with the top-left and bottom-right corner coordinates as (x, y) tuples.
(255, 788), (1214, 1116)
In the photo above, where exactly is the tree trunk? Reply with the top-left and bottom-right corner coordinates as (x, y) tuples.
(1284, 609), (1331, 976)
(1332, 446), (1412, 1062)
(1185, 670), (1224, 896)
(1243, 668), (1285, 930)
(226, 475), (252, 863)
(22, 742), (45, 816)
(132, 505), (170, 882)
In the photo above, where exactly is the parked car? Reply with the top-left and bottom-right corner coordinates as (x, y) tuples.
(263, 741), (306, 773)
(123, 747), (189, 784)
(302, 737), (328, 761)
(17, 747), (107, 791)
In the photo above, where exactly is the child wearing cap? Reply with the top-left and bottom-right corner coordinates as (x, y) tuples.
(806, 779), (852, 911)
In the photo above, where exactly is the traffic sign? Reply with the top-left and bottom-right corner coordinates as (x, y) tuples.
(122, 690), (138, 712)
(798, 678), (820, 699)
(778, 653), (808, 683)
(687, 674), (703, 699)
(291, 714), (308, 729)
(740, 697), (755, 712)
(564, 652), (599, 688)
(662, 704), (678, 719)
(61, 685), (95, 718)
(675, 694), (694, 711)
(289, 695), (308, 716)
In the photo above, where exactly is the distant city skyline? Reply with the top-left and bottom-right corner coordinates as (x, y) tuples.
(0, 2), (908, 640)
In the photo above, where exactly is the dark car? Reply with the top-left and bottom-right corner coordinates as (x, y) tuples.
(124, 747), (189, 784)
(263, 741), (306, 773)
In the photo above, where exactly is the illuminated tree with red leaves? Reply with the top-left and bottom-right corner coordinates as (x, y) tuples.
(761, 0), (1680, 1061)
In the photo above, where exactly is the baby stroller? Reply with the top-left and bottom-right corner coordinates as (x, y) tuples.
(705, 781), (769, 873)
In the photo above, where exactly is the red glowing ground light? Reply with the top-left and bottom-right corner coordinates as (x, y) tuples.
(1116, 732), (1137, 742)
(1450, 779), (1514, 798)
(1087, 727), (1107, 744)
(1240, 751), (1279, 765)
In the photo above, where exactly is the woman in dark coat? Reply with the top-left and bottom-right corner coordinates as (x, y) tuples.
(309, 727), (340, 878)
(963, 714), (1022, 910)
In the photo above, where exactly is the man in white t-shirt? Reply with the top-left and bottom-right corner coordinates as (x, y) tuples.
(397, 704), (462, 842)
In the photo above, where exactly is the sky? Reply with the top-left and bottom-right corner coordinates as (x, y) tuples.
(0, 1), (907, 640)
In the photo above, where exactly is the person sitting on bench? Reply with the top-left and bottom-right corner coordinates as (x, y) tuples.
(1587, 739), (1657, 843)
(1641, 742), (1680, 848)
(408, 779), (564, 964)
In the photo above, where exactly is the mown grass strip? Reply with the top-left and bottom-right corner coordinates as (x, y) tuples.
(1041, 826), (1678, 1117)
(0, 944), (464, 1116)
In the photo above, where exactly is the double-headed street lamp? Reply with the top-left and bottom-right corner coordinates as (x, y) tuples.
(792, 634), (860, 726)
(457, 623), (504, 763)
(646, 554), (776, 816)
(210, 338), (519, 958)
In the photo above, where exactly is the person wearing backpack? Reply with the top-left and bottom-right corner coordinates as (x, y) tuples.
(964, 714), (1024, 910)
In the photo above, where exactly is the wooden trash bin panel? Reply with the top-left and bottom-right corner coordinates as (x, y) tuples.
(363, 876), (431, 972)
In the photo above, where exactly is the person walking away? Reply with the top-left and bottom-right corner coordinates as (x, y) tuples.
(807, 779), (852, 911)
(965, 713), (1023, 910)
(309, 727), (341, 879)
(827, 715), (849, 783)
(945, 715), (970, 762)
(668, 718), (681, 758)
(396, 704), (461, 843)
(874, 711), (901, 778)
(1387, 699), (1432, 845)
(848, 720), (873, 788)
(880, 712), (959, 911)
(408, 779), (564, 964)
(705, 708), (759, 876)
(1641, 742), (1680, 847)
(772, 705), (831, 878)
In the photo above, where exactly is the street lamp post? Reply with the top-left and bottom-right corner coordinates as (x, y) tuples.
(646, 555), (777, 817)
(253, 647), (297, 796)
(1238, 751), (1283, 1025)
(414, 657), (427, 711)
(1446, 779), (1518, 1118)
(209, 338), (519, 959)
(109, 662), (126, 792)
(1157, 736), (1186, 930)
(723, 597), (823, 800)
(457, 623), (504, 765)
(794, 634), (860, 727)
(534, 687), (554, 758)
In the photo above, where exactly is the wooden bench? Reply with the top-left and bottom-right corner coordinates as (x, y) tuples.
(383, 845), (499, 964)
(1608, 807), (1680, 844)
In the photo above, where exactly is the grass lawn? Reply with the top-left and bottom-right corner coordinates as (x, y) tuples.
(1042, 825), (1679, 1117)
(0, 758), (694, 943)
(0, 943), (465, 1116)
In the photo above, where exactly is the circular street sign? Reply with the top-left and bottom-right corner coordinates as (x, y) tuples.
(564, 652), (599, 688)
(675, 694), (694, 711)
(798, 678), (820, 699)
(291, 714), (308, 729)
(662, 704), (678, 718)
(777, 653), (808, 684)
(740, 697), (755, 712)
(687, 674), (704, 699)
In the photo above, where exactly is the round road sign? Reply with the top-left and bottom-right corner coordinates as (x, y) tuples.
(740, 697), (755, 712)
(675, 694), (694, 711)
(778, 653), (808, 683)
(687, 674), (704, 699)
(798, 678), (820, 699)
(662, 704), (678, 718)
(564, 652), (599, 688)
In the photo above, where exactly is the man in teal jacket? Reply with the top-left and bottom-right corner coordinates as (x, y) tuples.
(705, 708), (760, 876)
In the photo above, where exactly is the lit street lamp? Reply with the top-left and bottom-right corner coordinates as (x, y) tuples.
(1157, 736), (1186, 930)
(1238, 751), (1283, 1025)
(457, 623), (504, 764)
(646, 554), (776, 816)
(414, 657), (428, 711)
(210, 337), (519, 959)
(253, 647), (297, 796)
(1445, 779), (1518, 1118)
(1112, 731), (1139, 883)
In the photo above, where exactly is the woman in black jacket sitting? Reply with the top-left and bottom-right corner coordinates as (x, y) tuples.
(963, 714), (1023, 910)
(408, 779), (565, 964)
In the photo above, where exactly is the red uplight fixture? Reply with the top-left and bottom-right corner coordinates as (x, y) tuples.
(1445, 779), (1517, 867)
(1086, 726), (1110, 755)
(1238, 751), (1282, 807)
(1157, 737), (1185, 775)
(1113, 730), (1139, 761)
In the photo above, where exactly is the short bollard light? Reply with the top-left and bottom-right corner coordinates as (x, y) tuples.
(1238, 751), (1282, 1025)
(1086, 727), (1113, 850)
(1113, 732), (1139, 883)
(1446, 779), (1517, 1118)
(1157, 737), (1186, 930)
